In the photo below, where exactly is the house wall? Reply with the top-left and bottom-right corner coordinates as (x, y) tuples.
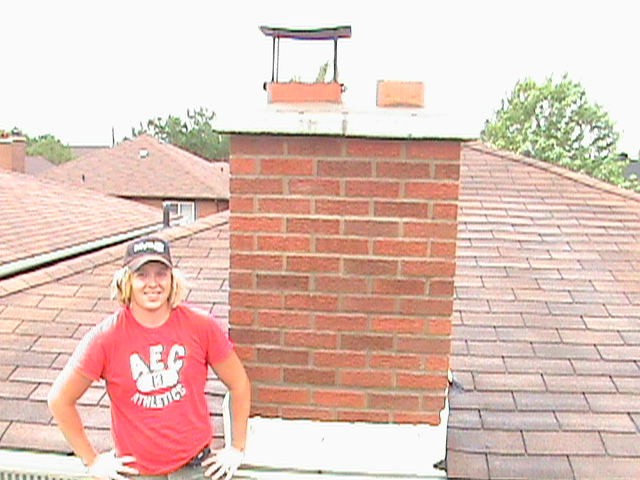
(228, 134), (461, 425)
(128, 198), (229, 220)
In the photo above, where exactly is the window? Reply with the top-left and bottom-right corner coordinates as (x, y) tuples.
(163, 201), (196, 226)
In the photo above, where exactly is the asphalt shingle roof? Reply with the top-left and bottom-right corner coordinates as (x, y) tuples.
(2, 142), (640, 478)
(0, 170), (164, 270)
(37, 134), (229, 200)
(447, 143), (640, 479)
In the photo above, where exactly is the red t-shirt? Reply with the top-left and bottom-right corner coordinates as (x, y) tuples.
(71, 303), (234, 474)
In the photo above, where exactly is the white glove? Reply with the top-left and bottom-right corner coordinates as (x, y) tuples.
(202, 447), (245, 480)
(86, 450), (138, 480)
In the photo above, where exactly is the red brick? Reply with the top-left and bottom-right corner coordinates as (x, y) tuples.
(406, 140), (461, 160)
(373, 239), (428, 257)
(372, 278), (426, 296)
(400, 298), (453, 316)
(341, 295), (397, 314)
(426, 355), (450, 372)
(433, 203), (459, 221)
(230, 215), (283, 233)
(315, 275), (368, 294)
(257, 234), (311, 253)
(376, 161), (431, 179)
(284, 294), (339, 312)
(286, 217), (340, 235)
(396, 373), (449, 390)
(234, 345), (255, 361)
(281, 406), (335, 421)
(340, 334), (394, 351)
(403, 221), (458, 240)
(315, 198), (370, 216)
(314, 313), (368, 332)
(397, 337), (451, 354)
(230, 177), (284, 195)
(395, 412), (441, 425)
(258, 198), (312, 214)
(250, 405), (279, 417)
(317, 160), (372, 178)
(245, 365), (282, 382)
(370, 353), (423, 369)
(289, 178), (340, 195)
(434, 162), (460, 180)
(429, 278), (454, 297)
(337, 410), (391, 423)
(229, 196), (255, 213)
(230, 233), (255, 251)
(284, 367), (336, 385)
(257, 347), (310, 365)
(313, 389), (366, 408)
(342, 219), (400, 237)
(421, 394), (446, 411)
(402, 259), (456, 277)
(346, 139), (402, 157)
(256, 386), (309, 405)
(313, 350), (367, 368)
(287, 137), (342, 157)
(405, 181), (459, 200)
(343, 258), (398, 276)
(229, 271), (253, 289)
(370, 315), (426, 333)
(256, 273), (309, 291)
(344, 180), (400, 198)
(287, 255), (340, 273)
(428, 319), (452, 335)
(230, 326), (282, 345)
(284, 331), (338, 349)
(374, 200), (430, 219)
(430, 241), (457, 259)
(229, 309), (254, 326)
(340, 370), (393, 388)
(229, 291), (283, 310)
(315, 237), (369, 255)
(368, 393), (421, 411)
(231, 252), (284, 271)
(229, 157), (257, 175)
(261, 158), (313, 176)
(257, 310), (312, 329)
(230, 135), (285, 156)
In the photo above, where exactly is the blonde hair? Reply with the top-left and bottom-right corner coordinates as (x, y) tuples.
(110, 266), (188, 308)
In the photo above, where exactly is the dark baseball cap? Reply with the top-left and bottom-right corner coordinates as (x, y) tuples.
(123, 237), (173, 272)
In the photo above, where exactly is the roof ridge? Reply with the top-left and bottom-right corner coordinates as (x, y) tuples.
(468, 142), (640, 205)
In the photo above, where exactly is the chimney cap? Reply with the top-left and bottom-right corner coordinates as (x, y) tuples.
(259, 25), (351, 40)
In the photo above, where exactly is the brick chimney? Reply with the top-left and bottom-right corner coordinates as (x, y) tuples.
(0, 135), (26, 173)
(218, 28), (476, 454)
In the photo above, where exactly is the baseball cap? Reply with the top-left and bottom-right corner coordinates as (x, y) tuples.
(123, 237), (173, 272)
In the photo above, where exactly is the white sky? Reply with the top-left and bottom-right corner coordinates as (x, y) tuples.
(1, 0), (638, 156)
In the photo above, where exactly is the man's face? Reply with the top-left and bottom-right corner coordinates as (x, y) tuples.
(130, 261), (172, 312)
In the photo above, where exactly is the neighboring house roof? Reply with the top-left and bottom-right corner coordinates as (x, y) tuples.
(447, 143), (640, 479)
(2, 143), (640, 478)
(24, 156), (55, 175)
(38, 134), (229, 200)
(70, 145), (109, 158)
(0, 212), (230, 453)
(0, 170), (165, 275)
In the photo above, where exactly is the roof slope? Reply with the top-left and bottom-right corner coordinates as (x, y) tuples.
(0, 212), (230, 453)
(38, 134), (229, 200)
(447, 143), (640, 479)
(24, 156), (54, 175)
(0, 170), (163, 270)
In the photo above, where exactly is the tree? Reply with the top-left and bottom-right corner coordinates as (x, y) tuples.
(481, 74), (637, 189)
(26, 133), (76, 164)
(132, 108), (229, 161)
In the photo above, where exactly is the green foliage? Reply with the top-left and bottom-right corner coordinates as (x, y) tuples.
(25, 133), (75, 164)
(132, 107), (229, 161)
(316, 61), (330, 83)
(481, 74), (639, 190)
